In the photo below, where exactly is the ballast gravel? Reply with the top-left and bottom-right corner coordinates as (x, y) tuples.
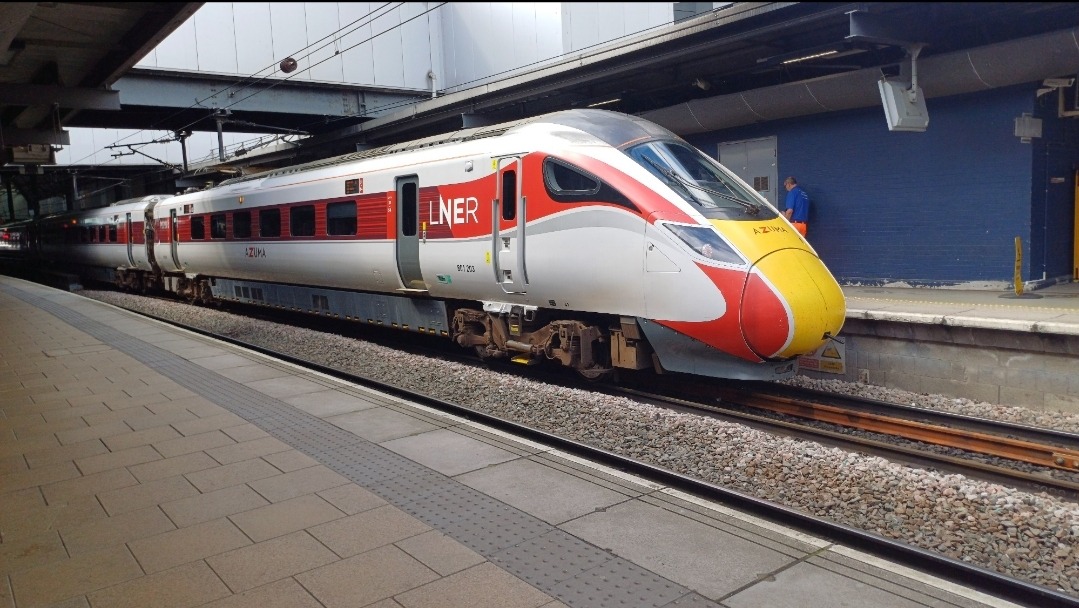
(81, 290), (1079, 597)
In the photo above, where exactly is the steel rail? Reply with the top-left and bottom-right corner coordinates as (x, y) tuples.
(741, 380), (1079, 452)
(619, 387), (1079, 501)
(87, 296), (1079, 608)
(714, 387), (1079, 471)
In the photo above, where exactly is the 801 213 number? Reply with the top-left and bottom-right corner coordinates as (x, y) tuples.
(456, 264), (476, 273)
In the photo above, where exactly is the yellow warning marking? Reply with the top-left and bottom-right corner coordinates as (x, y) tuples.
(821, 345), (842, 359)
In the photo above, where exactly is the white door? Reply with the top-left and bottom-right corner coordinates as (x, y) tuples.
(718, 136), (777, 207)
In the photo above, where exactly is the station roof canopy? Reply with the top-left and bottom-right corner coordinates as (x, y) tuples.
(3, 2), (1079, 186)
(205, 1), (1079, 170)
(0, 2), (202, 158)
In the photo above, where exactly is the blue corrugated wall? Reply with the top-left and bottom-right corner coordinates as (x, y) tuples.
(686, 84), (1079, 286)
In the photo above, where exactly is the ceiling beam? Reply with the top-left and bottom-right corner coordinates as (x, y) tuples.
(0, 3), (36, 53)
(0, 128), (71, 146)
(78, 3), (204, 88)
(0, 84), (121, 110)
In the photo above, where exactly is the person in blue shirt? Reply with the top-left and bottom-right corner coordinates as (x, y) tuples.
(783, 176), (810, 237)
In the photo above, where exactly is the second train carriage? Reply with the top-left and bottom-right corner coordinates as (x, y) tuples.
(35, 195), (172, 290)
(32, 109), (846, 381)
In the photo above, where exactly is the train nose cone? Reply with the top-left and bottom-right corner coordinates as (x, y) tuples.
(740, 248), (845, 359)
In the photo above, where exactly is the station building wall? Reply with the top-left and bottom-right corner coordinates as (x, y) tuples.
(1031, 89), (1079, 282)
(688, 84), (1078, 288)
(134, 3), (677, 95)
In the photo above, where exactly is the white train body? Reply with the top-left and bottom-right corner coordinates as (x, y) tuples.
(34, 110), (846, 381)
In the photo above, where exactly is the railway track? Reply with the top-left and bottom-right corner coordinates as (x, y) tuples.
(71, 287), (1079, 608)
(614, 378), (1079, 502)
(726, 383), (1079, 471)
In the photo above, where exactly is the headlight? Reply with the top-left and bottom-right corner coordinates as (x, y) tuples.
(665, 223), (744, 265)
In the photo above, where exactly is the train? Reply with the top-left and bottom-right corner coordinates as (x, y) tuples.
(4, 109), (846, 381)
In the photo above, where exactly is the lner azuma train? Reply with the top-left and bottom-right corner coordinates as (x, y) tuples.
(26, 109), (846, 381)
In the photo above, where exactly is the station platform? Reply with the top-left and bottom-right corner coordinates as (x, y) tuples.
(842, 281), (1079, 334)
(0, 275), (1025, 607)
(810, 282), (1079, 412)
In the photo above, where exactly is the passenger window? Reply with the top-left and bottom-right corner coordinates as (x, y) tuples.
(502, 170), (516, 221)
(190, 216), (205, 240)
(210, 214), (227, 239)
(326, 201), (357, 236)
(233, 211), (251, 238)
(259, 209), (281, 238)
(109, 225), (117, 242)
(290, 205), (315, 237)
(98, 226), (106, 242)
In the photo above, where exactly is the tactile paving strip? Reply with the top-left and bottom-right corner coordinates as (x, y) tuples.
(491, 529), (615, 588)
(548, 558), (690, 607)
(4, 284), (719, 608)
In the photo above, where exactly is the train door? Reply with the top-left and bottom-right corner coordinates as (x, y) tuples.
(395, 176), (425, 290)
(492, 156), (527, 294)
(168, 209), (182, 271)
(124, 212), (135, 266)
(144, 205), (157, 270)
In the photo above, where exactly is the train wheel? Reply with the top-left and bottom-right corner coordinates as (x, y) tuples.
(577, 366), (614, 382)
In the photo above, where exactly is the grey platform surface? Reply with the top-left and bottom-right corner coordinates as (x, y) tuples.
(0, 275), (1023, 608)
(843, 282), (1079, 334)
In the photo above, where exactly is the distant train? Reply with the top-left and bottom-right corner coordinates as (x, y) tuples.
(9, 109), (845, 381)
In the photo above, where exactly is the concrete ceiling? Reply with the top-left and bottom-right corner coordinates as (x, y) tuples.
(0, 2), (202, 155)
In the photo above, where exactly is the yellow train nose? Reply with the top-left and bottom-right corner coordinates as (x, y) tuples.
(740, 248), (846, 359)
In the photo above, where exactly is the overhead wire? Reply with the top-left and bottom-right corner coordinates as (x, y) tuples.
(83, 2), (445, 176)
(68, 3), (724, 186)
(194, 4), (729, 157)
(65, 2), (402, 166)
(56, 2), (445, 194)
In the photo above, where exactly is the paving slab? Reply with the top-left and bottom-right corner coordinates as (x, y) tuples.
(227, 494), (345, 542)
(307, 504), (431, 558)
(161, 483), (271, 528)
(456, 457), (633, 525)
(559, 499), (796, 600)
(207, 531), (339, 593)
(326, 407), (442, 442)
(128, 517), (253, 573)
(295, 544), (440, 608)
(60, 505), (176, 556)
(284, 388), (384, 417)
(382, 428), (519, 476)
(85, 560), (232, 608)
